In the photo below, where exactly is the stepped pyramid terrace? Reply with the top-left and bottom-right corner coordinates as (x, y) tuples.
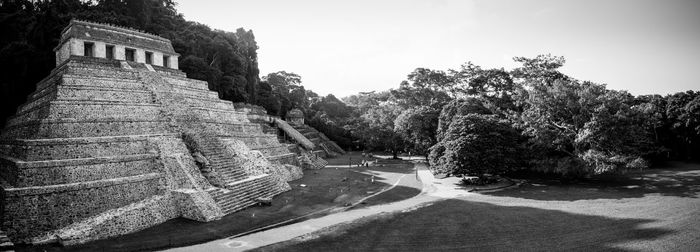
(0, 20), (318, 245)
(284, 109), (345, 158)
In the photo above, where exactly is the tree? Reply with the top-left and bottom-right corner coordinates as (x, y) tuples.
(263, 71), (307, 117)
(256, 81), (281, 115)
(389, 68), (454, 111)
(436, 98), (492, 141)
(429, 114), (525, 177)
(511, 54), (568, 87)
(452, 62), (518, 113)
(348, 103), (405, 158)
(664, 91), (700, 160)
(394, 106), (440, 157)
(519, 79), (652, 176)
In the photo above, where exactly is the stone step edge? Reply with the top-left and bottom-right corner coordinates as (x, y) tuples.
(1, 133), (177, 146)
(0, 230), (14, 251)
(198, 121), (264, 128)
(267, 153), (297, 161)
(60, 73), (141, 83)
(4, 117), (169, 128)
(55, 85), (152, 94)
(250, 145), (293, 151)
(217, 189), (272, 208)
(164, 87), (219, 99)
(6, 100), (161, 124)
(221, 180), (273, 198)
(189, 105), (241, 114)
(1, 153), (158, 169)
(216, 133), (279, 139)
(162, 76), (208, 87)
(48, 100), (160, 106)
(165, 83), (210, 94)
(30, 58), (135, 91)
(223, 173), (268, 188)
(220, 189), (284, 213)
(210, 185), (283, 202)
(179, 96), (235, 108)
(23, 85), (57, 108)
(64, 66), (141, 77)
(1, 118), (170, 132)
(163, 81), (209, 93)
(3, 173), (162, 196)
(28, 73), (143, 104)
(214, 181), (277, 205)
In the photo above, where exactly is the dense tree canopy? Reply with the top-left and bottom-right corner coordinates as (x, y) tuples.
(422, 55), (696, 177)
(520, 79), (653, 175)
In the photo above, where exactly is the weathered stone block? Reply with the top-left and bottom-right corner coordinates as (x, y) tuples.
(172, 189), (223, 222)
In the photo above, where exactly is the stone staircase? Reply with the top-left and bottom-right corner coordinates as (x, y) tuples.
(0, 230), (14, 251)
(206, 174), (286, 214)
(141, 71), (296, 216)
(231, 109), (335, 170)
(190, 134), (248, 184)
(291, 124), (345, 157)
(160, 75), (299, 168)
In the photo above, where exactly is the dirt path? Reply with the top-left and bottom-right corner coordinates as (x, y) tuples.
(259, 163), (700, 251)
(164, 163), (435, 252)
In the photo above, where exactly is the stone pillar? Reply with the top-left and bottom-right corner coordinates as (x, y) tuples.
(153, 52), (164, 67)
(115, 45), (126, 60)
(71, 39), (83, 56)
(170, 55), (179, 70)
(55, 42), (71, 66)
(94, 41), (106, 58)
(135, 49), (146, 63)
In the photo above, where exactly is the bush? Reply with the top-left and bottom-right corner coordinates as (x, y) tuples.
(461, 176), (498, 186)
(429, 114), (526, 177)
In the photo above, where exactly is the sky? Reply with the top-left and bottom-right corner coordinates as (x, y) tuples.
(176, 0), (700, 97)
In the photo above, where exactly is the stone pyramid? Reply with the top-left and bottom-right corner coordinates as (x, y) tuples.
(0, 20), (302, 245)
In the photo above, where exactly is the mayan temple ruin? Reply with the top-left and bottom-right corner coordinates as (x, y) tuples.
(0, 20), (335, 245)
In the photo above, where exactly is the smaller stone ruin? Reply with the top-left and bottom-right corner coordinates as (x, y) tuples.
(286, 109), (305, 125)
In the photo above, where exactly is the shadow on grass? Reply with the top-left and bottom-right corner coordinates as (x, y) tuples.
(485, 162), (700, 201)
(257, 199), (674, 252)
(17, 162), (420, 252)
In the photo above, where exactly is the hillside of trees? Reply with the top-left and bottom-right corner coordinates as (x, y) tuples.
(347, 54), (699, 178)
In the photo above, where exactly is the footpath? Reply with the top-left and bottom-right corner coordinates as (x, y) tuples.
(165, 163), (471, 252)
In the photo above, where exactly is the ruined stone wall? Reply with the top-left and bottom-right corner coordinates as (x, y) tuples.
(33, 194), (179, 245)
(3, 175), (164, 241)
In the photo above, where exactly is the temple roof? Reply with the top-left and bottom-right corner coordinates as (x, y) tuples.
(55, 19), (179, 55)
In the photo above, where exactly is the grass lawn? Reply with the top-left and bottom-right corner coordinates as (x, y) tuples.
(19, 153), (421, 252)
(258, 162), (700, 251)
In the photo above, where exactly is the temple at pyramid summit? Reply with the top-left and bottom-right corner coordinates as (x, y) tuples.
(0, 20), (337, 245)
